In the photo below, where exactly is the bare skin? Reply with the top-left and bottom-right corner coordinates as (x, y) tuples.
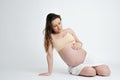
(39, 18), (111, 76)
(56, 29), (86, 67)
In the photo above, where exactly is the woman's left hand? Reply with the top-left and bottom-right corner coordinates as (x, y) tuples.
(72, 43), (82, 50)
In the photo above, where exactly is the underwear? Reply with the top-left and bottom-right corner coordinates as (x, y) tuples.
(68, 54), (104, 75)
(52, 32), (75, 51)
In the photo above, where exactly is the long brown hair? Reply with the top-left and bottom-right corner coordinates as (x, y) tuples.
(44, 13), (61, 52)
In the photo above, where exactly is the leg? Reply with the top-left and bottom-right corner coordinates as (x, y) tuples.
(79, 66), (96, 77)
(94, 64), (111, 76)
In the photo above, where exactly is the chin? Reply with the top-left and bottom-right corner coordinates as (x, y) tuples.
(58, 31), (62, 33)
(55, 30), (62, 34)
(59, 30), (62, 32)
(56, 32), (60, 34)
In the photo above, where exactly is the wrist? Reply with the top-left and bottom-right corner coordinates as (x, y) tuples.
(48, 71), (52, 73)
(48, 72), (52, 75)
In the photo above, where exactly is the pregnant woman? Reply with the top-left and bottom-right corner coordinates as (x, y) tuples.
(39, 13), (111, 77)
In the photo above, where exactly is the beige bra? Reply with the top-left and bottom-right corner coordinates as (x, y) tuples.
(52, 33), (75, 51)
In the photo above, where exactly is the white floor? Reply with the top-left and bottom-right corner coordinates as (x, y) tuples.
(0, 63), (120, 80)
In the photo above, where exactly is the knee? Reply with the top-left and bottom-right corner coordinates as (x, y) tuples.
(95, 65), (111, 76)
(86, 67), (96, 76)
(80, 67), (96, 77)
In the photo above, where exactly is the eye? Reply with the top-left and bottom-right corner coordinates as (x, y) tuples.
(53, 25), (57, 28)
(58, 22), (61, 25)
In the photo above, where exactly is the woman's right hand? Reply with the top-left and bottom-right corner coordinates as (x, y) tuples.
(38, 72), (52, 76)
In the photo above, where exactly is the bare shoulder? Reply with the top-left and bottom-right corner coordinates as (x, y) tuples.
(50, 34), (54, 39)
(64, 28), (74, 33)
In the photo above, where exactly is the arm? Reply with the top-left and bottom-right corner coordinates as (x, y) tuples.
(47, 44), (53, 74)
(67, 28), (83, 49)
(39, 42), (53, 76)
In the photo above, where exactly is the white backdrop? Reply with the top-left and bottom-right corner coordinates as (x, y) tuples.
(0, 0), (120, 80)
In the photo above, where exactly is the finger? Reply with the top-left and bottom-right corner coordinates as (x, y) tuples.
(38, 73), (46, 76)
(72, 45), (75, 49)
(38, 73), (44, 76)
(38, 73), (47, 76)
(74, 46), (78, 49)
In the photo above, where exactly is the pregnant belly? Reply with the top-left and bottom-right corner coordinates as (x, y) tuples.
(59, 44), (87, 67)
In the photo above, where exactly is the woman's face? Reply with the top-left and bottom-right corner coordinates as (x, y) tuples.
(51, 18), (62, 33)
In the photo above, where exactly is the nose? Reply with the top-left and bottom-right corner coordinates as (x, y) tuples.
(57, 25), (61, 30)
